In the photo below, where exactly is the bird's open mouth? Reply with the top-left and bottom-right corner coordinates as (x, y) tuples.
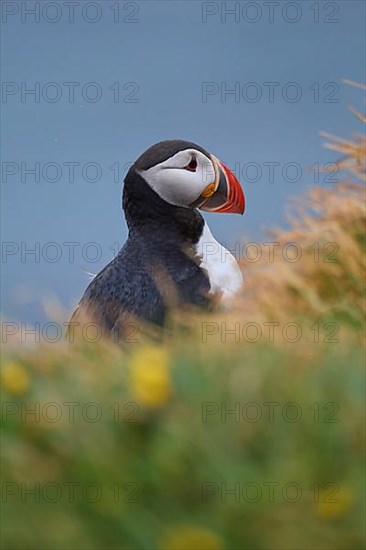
(192, 155), (245, 215)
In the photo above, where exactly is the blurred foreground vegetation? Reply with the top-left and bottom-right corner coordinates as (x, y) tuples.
(1, 96), (365, 550)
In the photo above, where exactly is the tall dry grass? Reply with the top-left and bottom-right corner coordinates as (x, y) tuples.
(232, 102), (365, 332)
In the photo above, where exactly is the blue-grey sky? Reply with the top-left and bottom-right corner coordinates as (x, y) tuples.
(1, 0), (365, 323)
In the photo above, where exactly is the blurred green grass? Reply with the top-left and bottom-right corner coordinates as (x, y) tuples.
(1, 98), (365, 550)
(1, 340), (365, 549)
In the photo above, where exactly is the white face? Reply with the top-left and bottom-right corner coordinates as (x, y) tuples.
(137, 149), (217, 207)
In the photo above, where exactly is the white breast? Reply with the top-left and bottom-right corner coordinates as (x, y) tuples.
(195, 222), (243, 299)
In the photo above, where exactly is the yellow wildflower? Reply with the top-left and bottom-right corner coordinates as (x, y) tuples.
(129, 346), (171, 408)
(159, 526), (222, 550)
(315, 486), (355, 519)
(1, 362), (30, 395)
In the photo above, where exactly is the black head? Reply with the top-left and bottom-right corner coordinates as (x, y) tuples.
(133, 139), (211, 171)
(123, 139), (245, 238)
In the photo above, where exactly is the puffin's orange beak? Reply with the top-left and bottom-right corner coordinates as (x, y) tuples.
(199, 155), (245, 215)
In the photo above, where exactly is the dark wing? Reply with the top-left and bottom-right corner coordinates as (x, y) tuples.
(69, 239), (211, 337)
(69, 248), (166, 334)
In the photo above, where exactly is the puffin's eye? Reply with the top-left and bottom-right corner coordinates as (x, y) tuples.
(184, 157), (197, 172)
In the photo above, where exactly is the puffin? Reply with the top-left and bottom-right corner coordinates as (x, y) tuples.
(70, 140), (245, 338)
